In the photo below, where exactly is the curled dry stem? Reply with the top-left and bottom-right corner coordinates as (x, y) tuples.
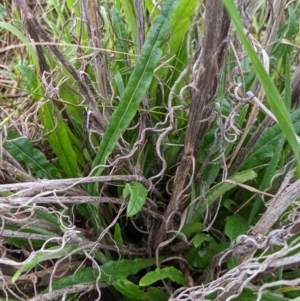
(153, 0), (231, 251)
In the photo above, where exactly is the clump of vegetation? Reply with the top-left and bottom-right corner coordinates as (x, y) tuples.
(1, 0), (300, 300)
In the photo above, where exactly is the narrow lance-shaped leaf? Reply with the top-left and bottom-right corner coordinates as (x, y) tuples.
(89, 0), (181, 192)
(39, 102), (81, 178)
(0, 22), (39, 72)
(4, 130), (61, 179)
(14, 63), (81, 179)
(241, 108), (300, 171)
(111, 6), (129, 69)
(188, 169), (257, 223)
(155, 0), (197, 104)
(112, 279), (147, 300)
(139, 267), (188, 287)
(12, 244), (80, 283)
(44, 257), (157, 292)
(120, 0), (136, 52)
(161, 0), (197, 64)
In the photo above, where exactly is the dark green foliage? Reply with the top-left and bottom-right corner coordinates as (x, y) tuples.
(1, 0), (300, 300)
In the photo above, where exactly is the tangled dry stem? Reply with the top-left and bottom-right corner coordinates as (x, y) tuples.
(1, 0), (300, 300)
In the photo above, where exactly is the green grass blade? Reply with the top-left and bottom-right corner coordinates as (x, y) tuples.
(35, 209), (60, 227)
(89, 0), (181, 187)
(12, 244), (80, 283)
(241, 108), (300, 171)
(284, 52), (291, 110)
(111, 6), (130, 86)
(153, 0), (197, 105)
(120, 0), (136, 50)
(0, 22), (39, 71)
(13, 63), (81, 178)
(223, 0), (300, 178)
(248, 49), (293, 224)
(58, 82), (84, 125)
(51, 0), (67, 28)
(163, 0), (197, 61)
(111, 6), (129, 67)
(39, 102), (80, 178)
(248, 134), (283, 225)
(188, 169), (257, 223)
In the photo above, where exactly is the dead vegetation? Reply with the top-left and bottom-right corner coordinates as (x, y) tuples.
(1, 0), (300, 300)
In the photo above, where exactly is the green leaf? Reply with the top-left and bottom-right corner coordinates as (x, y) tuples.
(4, 130), (61, 179)
(188, 170), (257, 223)
(14, 64), (81, 178)
(111, 6), (130, 87)
(0, 4), (6, 18)
(51, 0), (67, 29)
(88, 202), (104, 235)
(187, 241), (230, 269)
(16, 63), (39, 91)
(101, 258), (156, 281)
(20, 226), (58, 237)
(124, 182), (148, 217)
(12, 244), (80, 283)
(12, 63), (43, 104)
(0, 22), (39, 72)
(284, 46), (292, 110)
(223, 0), (300, 178)
(114, 223), (123, 246)
(111, 7), (129, 65)
(66, 0), (80, 17)
(120, 0), (136, 51)
(114, 70), (125, 96)
(48, 120), (80, 178)
(287, 6), (297, 38)
(39, 103), (80, 178)
(162, 0), (197, 61)
(112, 279), (147, 300)
(225, 215), (248, 241)
(192, 233), (211, 248)
(101, 258), (155, 281)
(153, 0), (197, 106)
(234, 288), (294, 301)
(181, 222), (203, 235)
(89, 0), (182, 192)
(139, 267), (187, 287)
(44, 267), (98, 292)
(46, 257), (157, 292)
(58, 82), (83, 125)
(65, 126), (85, 168)
(248, 133), (284, 225)
(145, 0), (160, 19)
(34, 209), (60, 227)
(241, 108), (300, 171)
(146, 288), (168, 301)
